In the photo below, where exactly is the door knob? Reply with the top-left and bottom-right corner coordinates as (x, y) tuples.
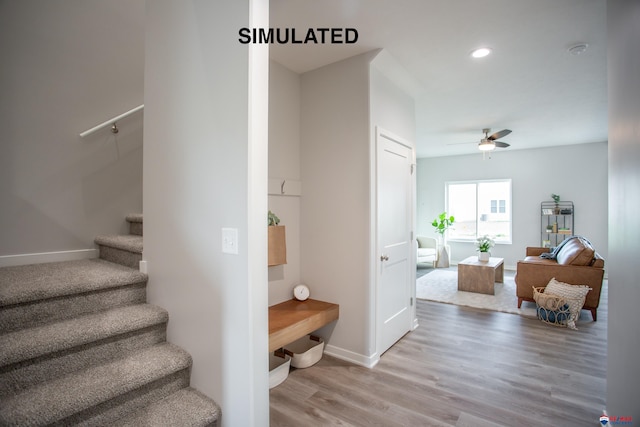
(380, 254), (389, 261)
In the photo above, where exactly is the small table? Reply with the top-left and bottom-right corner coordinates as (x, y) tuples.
(457, 256), (504, 295)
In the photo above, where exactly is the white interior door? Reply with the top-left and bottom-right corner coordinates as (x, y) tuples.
(376, 128), (414, 356)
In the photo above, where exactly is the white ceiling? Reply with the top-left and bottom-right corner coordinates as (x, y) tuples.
(270, 0), (607, 158)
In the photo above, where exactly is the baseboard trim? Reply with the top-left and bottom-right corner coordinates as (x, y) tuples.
(323, 344), (380, 369)
(0, 249), (98, 268)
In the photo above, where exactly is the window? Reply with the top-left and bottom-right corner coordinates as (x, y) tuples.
(490, 199), (506, 214)
(446, 180), (512, 243)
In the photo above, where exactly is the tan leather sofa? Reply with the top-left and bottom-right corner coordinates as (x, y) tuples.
(515, 237), (605, 320)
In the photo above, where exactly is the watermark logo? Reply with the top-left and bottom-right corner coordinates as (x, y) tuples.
(238, 27), (358, 45)
(600, 413), (633, 426)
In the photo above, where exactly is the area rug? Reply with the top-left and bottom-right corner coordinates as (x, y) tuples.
(416, 269), (538, 318)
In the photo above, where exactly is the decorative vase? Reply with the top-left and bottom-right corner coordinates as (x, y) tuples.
(478, 251), (490, 262)
(437, 244), (450, 268)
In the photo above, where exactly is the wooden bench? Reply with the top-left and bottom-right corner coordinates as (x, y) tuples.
(268, 298), (339, 352)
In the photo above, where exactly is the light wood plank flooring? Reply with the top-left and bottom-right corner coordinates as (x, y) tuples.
(270, 287), (607, 426)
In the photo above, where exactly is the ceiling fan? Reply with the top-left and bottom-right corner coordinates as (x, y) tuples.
(478, 128), (511, 151)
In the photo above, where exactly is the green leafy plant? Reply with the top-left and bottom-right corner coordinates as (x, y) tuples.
(267, 210), (280, 226)
(476, 235), (495, 252)
(432, 212), (455, 236)
(551, 194), (560, 204)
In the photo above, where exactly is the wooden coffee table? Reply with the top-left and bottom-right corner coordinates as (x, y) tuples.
(457, 256), (504, 295)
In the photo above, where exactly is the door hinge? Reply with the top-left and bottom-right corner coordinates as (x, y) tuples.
(410, 164), (415, 174)
(410, 297), (414, 306)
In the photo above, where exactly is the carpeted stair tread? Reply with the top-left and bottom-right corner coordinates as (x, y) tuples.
(0, 342), (191, 426)
(0, 259), (147, 308)
(112, 387), (220, 427)
(95, 234), (143, 254)
(125, 213), (143, 223)
(0, 304), (168, 367)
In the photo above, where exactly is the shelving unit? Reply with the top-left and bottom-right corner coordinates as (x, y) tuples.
(541, 201), (574, 248)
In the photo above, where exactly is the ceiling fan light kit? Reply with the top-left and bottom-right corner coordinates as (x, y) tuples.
(477, 128), (512, 158)
(478, 140), (495, 151)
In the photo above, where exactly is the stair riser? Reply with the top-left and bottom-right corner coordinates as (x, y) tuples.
(129, 222), (143, 236)
(99, 246), (142, 269)
(0, 283), (146, 334)
(57, 368), (191, 427)
(0, 325), (167, 397)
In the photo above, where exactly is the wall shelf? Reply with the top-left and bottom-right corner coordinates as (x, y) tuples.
(268, 298), (339, 352)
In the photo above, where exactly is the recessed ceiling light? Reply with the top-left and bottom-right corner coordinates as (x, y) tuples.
(470, 47), (492, 58)
(568, 43), (589, 55)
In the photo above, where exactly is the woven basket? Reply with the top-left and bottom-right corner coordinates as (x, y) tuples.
(533, 287), (573, 327)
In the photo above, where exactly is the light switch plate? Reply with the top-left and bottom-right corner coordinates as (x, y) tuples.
(222, 228), (239, 254)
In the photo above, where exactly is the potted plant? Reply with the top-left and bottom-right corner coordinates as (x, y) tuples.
(551, 194), (561, 214)
(476, 235), (494, 262)
(432, 212), (455, 238)
(431, 212), (455, 267)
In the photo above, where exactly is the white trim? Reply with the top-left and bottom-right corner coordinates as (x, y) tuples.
(0, 249), (98, 268)
(323, 344), (380, 369)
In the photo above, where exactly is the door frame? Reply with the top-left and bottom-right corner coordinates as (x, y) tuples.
(372, 126), (418, 362)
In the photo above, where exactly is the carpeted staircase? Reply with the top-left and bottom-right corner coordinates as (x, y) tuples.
(0, 214), (221, 426)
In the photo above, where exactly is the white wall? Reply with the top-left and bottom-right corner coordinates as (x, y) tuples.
(417, 142), (608, 269)
(300, 51), (376, 364)
(299, 50), (417, 366)
(144, 1), (268, 426)
(607, 0), (640, 419)
(268, 61), (302, 305)
(0, 0), (144, 260)
(369, 53), (418, 355)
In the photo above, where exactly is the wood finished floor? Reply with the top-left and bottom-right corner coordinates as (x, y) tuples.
(270, 288), (607, 426)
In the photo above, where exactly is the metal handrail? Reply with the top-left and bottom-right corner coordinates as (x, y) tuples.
(79, 104), (144, 138)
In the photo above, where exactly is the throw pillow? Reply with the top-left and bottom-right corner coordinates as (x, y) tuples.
(545, 278), (591, 329)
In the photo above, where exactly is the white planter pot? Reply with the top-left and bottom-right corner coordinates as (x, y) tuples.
(436, 245), (450, 268)
(478, 251), (490, 262)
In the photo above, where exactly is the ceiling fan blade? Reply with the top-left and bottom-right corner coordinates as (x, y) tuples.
(494, 141), (510, 148)
(488, 129), (512, 140)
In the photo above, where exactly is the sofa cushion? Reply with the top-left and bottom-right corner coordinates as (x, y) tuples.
(522, 256), (558, 265)
(556, 237), (595, 266)
(417, 248), (436, 257)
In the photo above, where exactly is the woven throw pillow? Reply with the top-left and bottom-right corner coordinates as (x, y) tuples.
(545, 278), (591, 329)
